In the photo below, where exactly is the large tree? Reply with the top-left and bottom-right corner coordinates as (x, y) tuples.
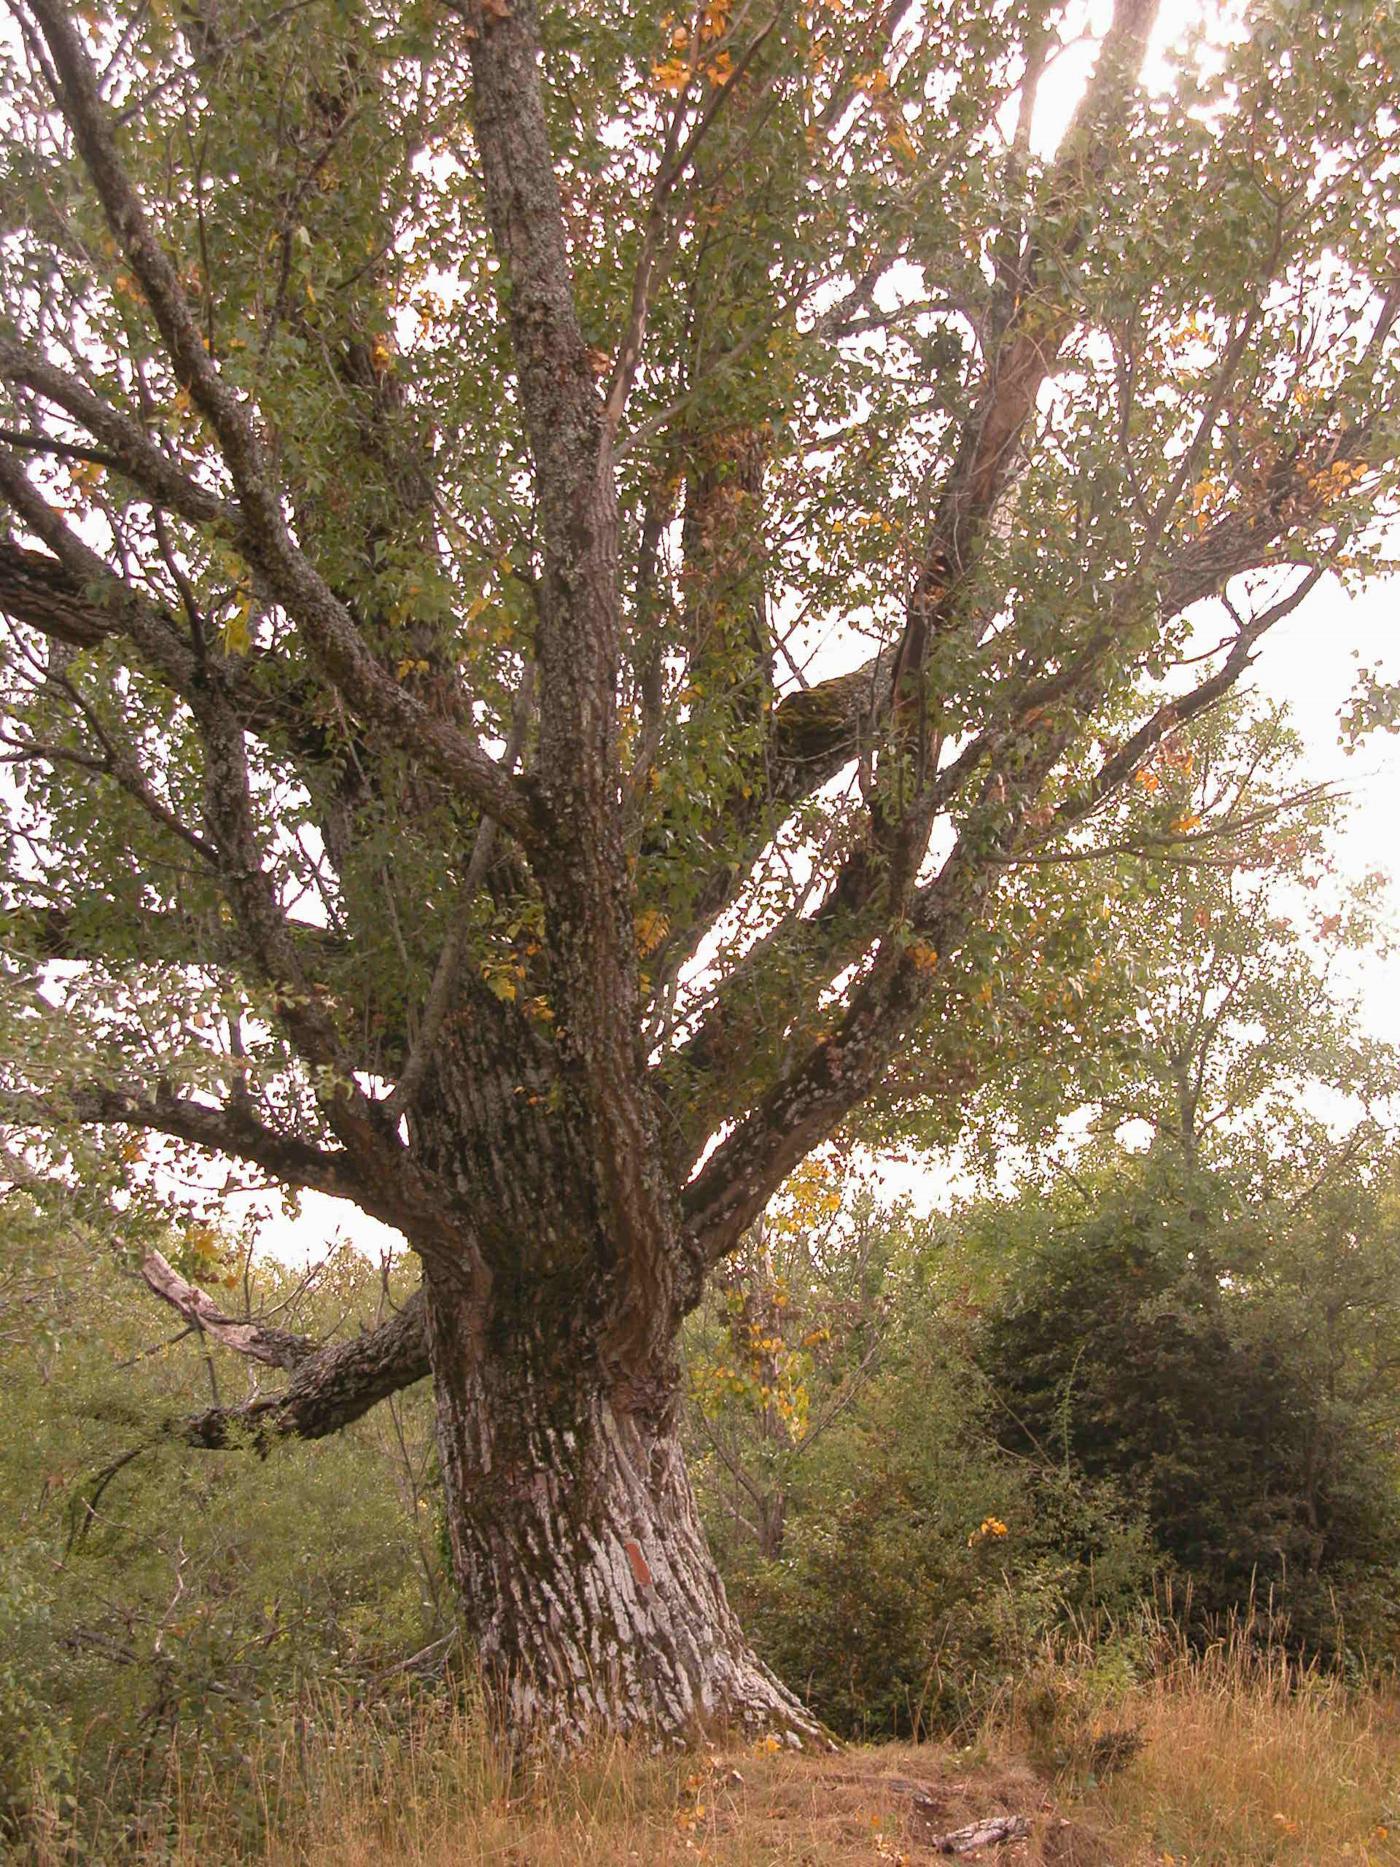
(0, 0), (1396, 1743)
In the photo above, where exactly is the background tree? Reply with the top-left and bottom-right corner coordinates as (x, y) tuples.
(962, 717), (1400, 1657)
(913, 699), (1398, 1179)
(684, 1174), (1157, 1741)
(0, 0), (1397, 1743)
(977, 1149), (1400, 1662)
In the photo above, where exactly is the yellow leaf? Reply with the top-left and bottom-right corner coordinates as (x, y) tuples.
(635, 906), (670, 956)
(223, 597), (253, 655)
(650, 56), (690, 93)
(907, 940), (938, 974)
(886, 123), (916, 163)
(699, 0), (730, 39)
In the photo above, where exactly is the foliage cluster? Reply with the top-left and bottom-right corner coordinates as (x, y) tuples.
(980, 1158), (1400, 1665)
(687, 1143), (1400, 1744)
(0, 1203), (441, 1850)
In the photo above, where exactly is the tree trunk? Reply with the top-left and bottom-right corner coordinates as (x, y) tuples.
(423, 1268), (823, 1749)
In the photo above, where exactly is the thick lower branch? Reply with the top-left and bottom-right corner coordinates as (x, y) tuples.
(175, 1289), (430, 1447)
(140, 1248), (315, 1370)
(0, 537), (113, 647)
(135, 1215), (432, 1447)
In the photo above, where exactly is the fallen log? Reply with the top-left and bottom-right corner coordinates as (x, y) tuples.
(928, 1812), (1032, 1854)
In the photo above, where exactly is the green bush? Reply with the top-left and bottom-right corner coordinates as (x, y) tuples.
(976, 1165), (1400, 1664)
(0, 1202), (445, 1854)
(699, 1296), (1156, 1739)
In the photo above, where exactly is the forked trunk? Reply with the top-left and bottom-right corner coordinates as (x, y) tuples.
(423, 1270), (823, 1749)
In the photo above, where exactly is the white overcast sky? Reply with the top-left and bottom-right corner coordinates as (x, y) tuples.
(1253, 577), (1400, 1041)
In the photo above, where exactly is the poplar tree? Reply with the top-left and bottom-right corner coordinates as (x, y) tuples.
(0, 0), (1396, 1741)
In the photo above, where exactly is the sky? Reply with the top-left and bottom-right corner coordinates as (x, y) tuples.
(1253, 577), (1400, 1039)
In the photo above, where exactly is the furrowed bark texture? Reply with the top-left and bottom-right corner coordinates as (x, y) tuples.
(390, 1025), (811, 1744)
(463, 0), (685, 1384)
(178, 1291), (431, 1446)
(423, 1270), (821, 1747)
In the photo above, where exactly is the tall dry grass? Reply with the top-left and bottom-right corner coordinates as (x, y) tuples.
(21, 1625), (1400, 1863)
(1070, 1623), (1400, 1864)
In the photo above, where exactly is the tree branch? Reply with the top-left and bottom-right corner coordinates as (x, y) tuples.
(680, 538), (1340, 1252)
(0, 449), (202, 693)
(663, 544), (1295, 1158)
(650, 2), (1165, 997)
(1048, 565), (1329, 837)
(457, 0), (686, 1355)
(19, 0), (532, 844)
(140, 1247), (314, 1370)
(162, 1289), (431, 1447)
(0, 536), (114, 649)
(386, 663), (535, 1122)
(0, 336), (231, 526)
(0, 1084), (370, 1205)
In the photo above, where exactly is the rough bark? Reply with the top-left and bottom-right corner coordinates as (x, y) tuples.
(135, 1051), (821, 1745)
(177, 1290), (431, 1446)
(140, 1248), (315, 1369)
(394, 1025), (807, 1743)
(423, 1265), (823, 1748)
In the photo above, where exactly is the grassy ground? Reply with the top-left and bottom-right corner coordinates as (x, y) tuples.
(23, 1643), (1400, 1863)
(1069, 1644), (1400, 1866)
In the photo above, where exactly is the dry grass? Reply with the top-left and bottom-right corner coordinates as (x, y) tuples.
(24, 1640), (1400, 1864)
(1070, 1638), (1400, 1865)
(62, 1723), (1099, 1867)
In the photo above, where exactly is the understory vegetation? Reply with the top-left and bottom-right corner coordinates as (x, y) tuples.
(5, 1120), (1400, 1856)
(9, 1592), (1400, 1863)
